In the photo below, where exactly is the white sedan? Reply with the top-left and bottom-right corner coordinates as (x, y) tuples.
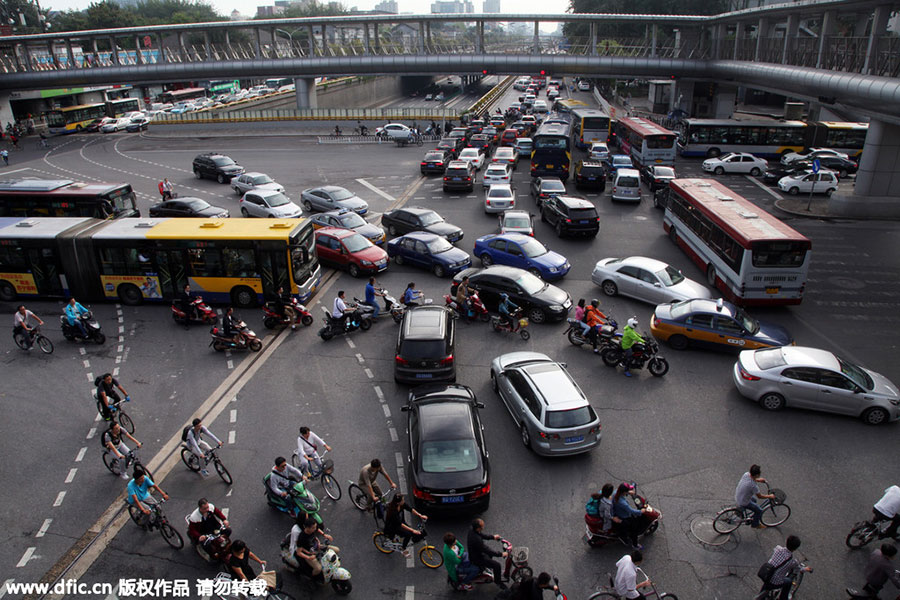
(777, 170), (839, 196)
(591, 256), (713, 305)
(781, 147), (849, 165)
(577, 80), (591, 91)
(702, 152), (768, 176)
(484, 184), (516, 214)
(458, 148), (485, 170)
(375, 123), (412, 140)
(589, 142), (610, 162)
(100, 118), (130, 133)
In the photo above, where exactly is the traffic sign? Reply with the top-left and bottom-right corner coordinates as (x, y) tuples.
(812, 158), (820, 173)
(143, 35), (152, 48)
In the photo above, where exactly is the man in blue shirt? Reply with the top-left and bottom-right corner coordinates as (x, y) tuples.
(363, 277), (383, 319)
(127, 469), (169, 528)
(64, 297), (89, 338)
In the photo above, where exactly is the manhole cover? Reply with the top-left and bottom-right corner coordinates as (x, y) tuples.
(688, 512), (739, 549)
(828, 276), (865, 290)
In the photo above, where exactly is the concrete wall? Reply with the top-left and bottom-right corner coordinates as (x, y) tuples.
(316, 75), (406, 108)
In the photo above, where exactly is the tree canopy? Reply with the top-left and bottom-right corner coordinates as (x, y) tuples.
(51, 0), (225, 33)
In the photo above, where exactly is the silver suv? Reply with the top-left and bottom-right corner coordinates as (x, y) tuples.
(489, 351), (601, 456)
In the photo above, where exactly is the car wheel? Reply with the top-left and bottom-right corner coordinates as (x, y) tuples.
(601, 280), (618, 296)
(234, 187), (242, 196)
(861, 407), (889, 426)
(789, 187), (799, 195)
(668, 334), (689, 350)
(706, 148), (721, 158)
(714, 166), (724, 175)
(825, 188), (835, 197)
(519, 423), (532, 449)
(303, 200), (313, 211)
(480, 253), (493, 266)
(217, 173), (226, 184)
(388, 224), (398, 236)
(759, 392), (785, 411)
(527, 307), (545, 324)
(194, 169), (202, 179)
(839, 169), (848, 178)
(750, 167), (761, 176)
(394, 254), (404, 265)
(706, 265), (717, 287)
(432, 264), (445, 278)
(348, 263), (360, 278)
(240, 207), (250, 217)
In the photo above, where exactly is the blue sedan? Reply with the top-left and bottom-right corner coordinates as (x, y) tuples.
(473, 233), (570, 280)
(387, 231), (472, 278)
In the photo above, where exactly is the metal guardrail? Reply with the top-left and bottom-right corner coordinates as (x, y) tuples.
(467, 75), (515, 116)
(317, 134), (442, 144)
(153, 107), (460, 124)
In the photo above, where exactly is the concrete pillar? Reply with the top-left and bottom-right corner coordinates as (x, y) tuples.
(180, 32), (187, 61)
(755, 17), (769, 62)
(66, 39), (76, 68)
(321, 25), (328, 55)
(418, 21), (425, 54)
(672, 79), (694, 115)
(533, 21), (540, 55)
(829, 120), (900, 217)
(91, 38), (99, 67)
(156, 34), (164, 62)
(374, 24), (380, 53)
(853, 13), (869, 37)
(651, 24), (658, 57)
(590, 22), (597, 56)
(295, 77), (318, 110)
(204, 31), (211, 59)
(47, 40), (57, 69)
(782, 13), (798, 63)
(711, 24), (726, 59)
(733, 22), (744, 60)
(864, 4), (891, 74)
(363, 24), (370, 55)
(134, 36), (143, 64)
(477, 21), (484, 54)
(308, 26), (315, 55)
(712, 85), (736, 119)
(109, 37), (118, 64)
(816, 10), (835, 69)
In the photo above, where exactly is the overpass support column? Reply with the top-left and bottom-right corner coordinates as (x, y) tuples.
(816, 10), (835, 69)
(671, 80), (694, 115)
(755, 18), (769, 62)
(109, 37), (118, 64)
(418, 22), (425, 54)
(67, 40), (76, 68)
(711, 23), (725, 59)
(295, 77), (318, 110)
(782, 13), (798, 63)
(651, 24), (657, 57)
(712, 85), (736, 119)
(204, 31), (211, 60)
(253, 29), (261, 59)
(590, 22), (597, 56)
(477, 21), (484, 54)
(374, 24), (380, 54)
(533, 22), (540, 55)
(363, 24), (370, 55)
(133, 37), (142, 64)
(733, 22), (744, 60)
(829, 120), (900, 218)
(864, 4), (891, 74)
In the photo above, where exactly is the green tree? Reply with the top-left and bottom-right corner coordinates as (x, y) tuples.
(1, 0), (50, 33)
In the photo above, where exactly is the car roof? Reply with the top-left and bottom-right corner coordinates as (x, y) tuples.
(476, 265), (527, 278)
(579, 161), (604, 168)
(315, 226), (356, 239)
(446, 160), (469, 168)
(521, 361), (586, 409)
(251, 188), (285, 198)
(397, 206), (434, 215)
(556, 195), (595, 209)
(495, 147), (514, 153)
(319, 208), (352, 217)
(675, 298), (740, 318)
(620, 255), (669, 271)
(612, 155), (632, 162)
(502, 210), (530, 218)
(316, 185), (348, 193)
(399, 231), (440, 241)
(416, 400), (476, 440)
(485, 163), (509, 171)
(242, 171), (267, 177)
(779, 346), (840, 370)
(616, 168), (640, 177)
(402, 305), (450, 339)
(487, 184), (513, 192)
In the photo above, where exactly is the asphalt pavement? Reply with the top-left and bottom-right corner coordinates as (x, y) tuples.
(1, 80), (899, 600)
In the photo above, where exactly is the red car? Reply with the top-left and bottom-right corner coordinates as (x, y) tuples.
(314, 227), (389, 278)
(500, 129), (518, 147)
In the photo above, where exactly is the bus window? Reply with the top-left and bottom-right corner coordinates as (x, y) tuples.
(189, 248), (223, 278)
(222, 248), (258, 278)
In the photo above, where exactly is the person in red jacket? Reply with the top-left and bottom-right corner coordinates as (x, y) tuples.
(158, 178), (173, 200)
(187, 498), (231, 548)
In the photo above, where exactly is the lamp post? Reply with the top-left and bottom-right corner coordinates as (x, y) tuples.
(274, 28), (300, 56)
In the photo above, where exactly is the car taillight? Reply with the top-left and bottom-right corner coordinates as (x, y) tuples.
(471, 481), (491, 499)
(613, 187), (617, 193)
(651, 315), (658, 327)
(539, 431), (561, 440)
(412, 484), (435, 502)
(738, 364), (760, 381)
(395, 355), (410, 366)
(565, 218), (572, 223)
(464, 177), (471, 181)
(443, 177), (449, 181)
(589, 424), (601, 434)
(439, 354), (454, 365)
(420, 162), (427, 166)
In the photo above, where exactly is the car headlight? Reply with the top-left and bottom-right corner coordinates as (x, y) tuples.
(360, 260), (373, 266)
(548, 267), (558, 273)
(549, 304), (564, 311)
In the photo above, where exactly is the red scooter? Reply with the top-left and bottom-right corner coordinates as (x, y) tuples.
(171, 296), (216, 326)
(443, 291), (490, 322)
(262, 298), (314, 329)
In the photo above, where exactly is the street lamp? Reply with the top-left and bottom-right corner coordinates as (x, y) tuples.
(274, 28), (301, 56)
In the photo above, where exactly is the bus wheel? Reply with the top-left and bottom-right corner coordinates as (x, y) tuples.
(231, 285), (257, 308)
(0, 280), (15, 302)
(117, 283), (143, 306)
(706, 148), (720, 158)
(706, 265), (717, 287)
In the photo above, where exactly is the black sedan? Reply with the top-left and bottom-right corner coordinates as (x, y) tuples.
(421, 149), (454, 175)
(762, 163), (813, 186)
(403, 384), (490, 513)
(436, 137), (464, 158)
(148, 197), (230, 218)
(640, 165), (676, 191)
(125, 116), (150, 133)
(381, 206), (464, 243)
(452, 265), (572, 324)
(812, 155), (859, 178)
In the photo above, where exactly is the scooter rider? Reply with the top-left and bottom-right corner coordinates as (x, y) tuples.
(65, 297), (90, 338)
(275, 286), (298, 331)
(620, 317), (645, 377)
(222, 307), (242, 345)
(187, 497), (231, 548)
(362, 277), (383, 320)
(268, 456), (308, 502)
(585, 299), (609, 352)
(498, 293), (518, 328)
(288, 517), (337, 580)
(455, 276), (472, 315)
(467, 518), (508, 590)
(332, 291), (354, 330)
(402, 282), (423, 307)
(179, 284), (198, 321)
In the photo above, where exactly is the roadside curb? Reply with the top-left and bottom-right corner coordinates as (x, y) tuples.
(773, 198), (900, 221)
(140, 129), (321, 140)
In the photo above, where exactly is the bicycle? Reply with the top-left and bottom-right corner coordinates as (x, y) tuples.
(13, 325), (53, 354)
(846, 516), (900, 549)
(753, 558), (810, 600)
(588, 568), (678, 599)
(713, 482), (791, 534)
(211, 571), (295, 600)
(95, 392), (135, 434)
(291, 450), (340, 500)
(181, 444), (233, 485)
(103, 446), (153, 480)
(347, 481), (395, 530)
(126, 498), (184, 549)
(372, 517), (443, 568)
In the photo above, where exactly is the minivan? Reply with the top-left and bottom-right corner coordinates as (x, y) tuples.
(611, 168), (642, 203)
(395, 306), (456, 384)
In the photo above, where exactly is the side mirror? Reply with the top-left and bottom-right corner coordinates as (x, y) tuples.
(560, 362), (568, 369)
(653, 282), (661, 287)
(400, 405), (410, 412)
(475, 402), (485, 409)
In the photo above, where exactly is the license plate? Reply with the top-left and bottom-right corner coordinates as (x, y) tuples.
(766, 287), (780, 294)
(453, 177), (461, 181)
(546, 164), (554, 169)
(565, 435), (585, 443)
(579, 220), (589, 224)
(442, 495), (465, 503)
(587, 176), (596, 180)
(415, 373), (433, 379)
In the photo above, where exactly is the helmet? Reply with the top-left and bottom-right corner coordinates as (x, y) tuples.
(500, 293), (509, 300)
(590, 299), (599, 308)
(627, 317), (638, 329)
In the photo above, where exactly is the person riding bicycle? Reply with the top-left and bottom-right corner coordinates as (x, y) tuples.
(296, 426), (332, 476)
(275, 285), (298, 330)
(267, 456), (307, 502)
(735, 464), (775, 529)
(356, 120), (368, 136)
(585, 299), (610, 352)
(179, 284), (199, 321)
(467, 518), (508, 590)
(103, 422), (141, 480)
(514, 571), (559, 599)
(126, 468), (169, 529)
(96, 373), (129, 420)
(362, 277), (384, 320)
(187, 497), (231, 548)
(64, 297), (90, 338)
(443, 532), (479, 591)
(334, 125), (342, 136)
(498, 293), (519, 328)
(873, 485), (900, 540)
(158, 178), (174, 200)
(185, 417), (222, 477)
(402, 282), (423, 307)
(13, 304), (43, 350)
(358, 458), (397, 509)
(759, 536), (811, 600)
(383, 493), (427, 558)
(619, 317), (645, 377)
(615, 550), (652, 599)
(288, 517), (336, 580)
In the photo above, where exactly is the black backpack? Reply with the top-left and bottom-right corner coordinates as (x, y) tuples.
(99, 427), (114, 449)
(181, 426), (191, 442)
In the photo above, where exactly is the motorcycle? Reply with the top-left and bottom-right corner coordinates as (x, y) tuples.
(262, 298), (314, 329)
(443, 291), (490, 322)
(446, 538), (533, 591)
(490, 308), (530, 340)
(318, 306), (371, 341)
(565, 316), (619, 350)
(282, 545), (352, 596)
(600, 336), (669, 377)
(209, 320), (262, 352)
(583, 483), (662, 548)
(171, 296), (216, 326)
(185, 520), (231, 565)
(60, 311), (106, 344)
(263, 477), (324, 525)
(354, 288), (408, 324)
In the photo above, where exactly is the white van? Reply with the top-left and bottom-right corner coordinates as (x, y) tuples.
(514, 77), (532, 91)
(611, 168), (642, 202)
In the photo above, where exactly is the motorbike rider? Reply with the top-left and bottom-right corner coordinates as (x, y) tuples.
(573, 299), (590, 337)
(179, 284), (199, 321)
(615, 550), (652, 599)
(222, 306), (242, 345)
(288, 516), (336, 580)
(498, 293), (519, 328)
(103, 422), (141, 480)
(187, 497), (231, 549)
(268, 456), (308, 503)
(873, 484), (900, 540)
(455, 276), (472, 315)
(735, 464), (775, 529)
(13, 304), (43, 350)
(585, 299), (610, 352)
(619, 317), (645, 377)
(467, 518), (508, 590)
(443, 532), (479, 591)
(64, 297), (90, 338)
(358, 458), (397, 509)
(275, 286), (298, 331)
(383, 494), (427, 557)
(612, 483), (654, 550)
(296, 426), (332, 476)
(332, 290), (354, 331)
(362, 277), (383, 320)
(514, 572), (559, 599)
(586, 483), (618, 535)
(96, 373), (129, 420)
(185, 418), (222, 477)
(402, 282), (423, 307)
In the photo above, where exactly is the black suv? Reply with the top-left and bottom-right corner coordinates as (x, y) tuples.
(436, 137), (464, 158)
(192, 153), (245, 183)
(443, 160), (476, 192)
(540, 195), (600, 238)
(574, 160), (607, 191)
(394, 305), (456, 384)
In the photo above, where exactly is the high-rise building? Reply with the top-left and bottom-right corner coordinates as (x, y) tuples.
(430, 0), (474, 13)
(482, 0), (500, 13)
(375, 0), (399, 13)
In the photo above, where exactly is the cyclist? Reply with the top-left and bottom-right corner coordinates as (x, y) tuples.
(268, 456), (307, 501)
(759, 536), (811, 600)
(185, 417), (223, 477)
(296, 426), (332, 475)
(126, 469), (169, 529)
(64, 297), (90, 338)
(103, 422), (141, 480)
(96, 373), (130, 420)
(443, 532), (479, 591)
(735, 464), (775, 529)
(288, 517), (336, 580)
(615, 550), (652, 599)
(498, 293), (519, 328)
(619, 317), (644, 377)
(358, 458), (397, 509)
(873, 484), (900, 540)
(467, 518), (507, 590)
(383, 494), (427, 558)
(13, 304), (43, 350)
(187, 497), (231, 548)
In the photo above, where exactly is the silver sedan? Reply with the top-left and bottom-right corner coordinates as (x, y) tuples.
(591, 256), (713, 305)
(733, 346), (900, 425)
(300, 186), (369, 215)
(231, 172), (285, 196)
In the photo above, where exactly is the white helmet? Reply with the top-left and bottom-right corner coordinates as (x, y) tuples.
(627, 317), (639, 329)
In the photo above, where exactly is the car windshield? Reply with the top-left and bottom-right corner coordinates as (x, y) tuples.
(668, 300), (692, 318)
(338, 213), (366, 227)
(265, 193), (291, 207)
(252, 175), (273, 184)
(486, 168), (507, 177)
(460, 150), (478, 158)
(654, 167), (676, 177)
(655, 265), (685, 287)
(514, 272), (546, 295)
(734, 309), (760, 334)
(504, 215), (531, 229)
(839, 357), (874, 391)
(613, 156), (632, 166)
(427, 237), (453, 254)
(489, 188), (513, 199)
(330, 188), (355, 201)
(754, 348), (786, 370)
(545, 406), (597, 428)
(420, 439), (480, 473)
(617, 176), (639, 187)
(425, 152), (443, 160)
(342, 234), (371, 253)
(213, 157), (235, 166)
(520, 239), (547, 258)
(418, 211), (443, 226)
(186, 199), (211, 211)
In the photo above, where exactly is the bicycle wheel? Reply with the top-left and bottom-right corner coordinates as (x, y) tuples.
(267, 592), (295, 600)
(181, 447), (201, 471)
(214, 459), (233, 485)
(712, 508), (745, 534)
(160, 520), (184, 549)
(511, 566), (532, 583)
(348, 483), (368, 511)
(761, 502), (791, 527)
(322, 474), (341, 501)
(13, 333), (28, 350)
(118, 411), (135, 434)
(291, 453), (303, 469)
(586, 593), (620, 599)
(136, 464), (154, 482)
(373, 532), (393, 554)
(846, 522), (877, 549)
(37, 335), (54, 354)
(102, 452), (121, 475)
(418, 544), (443, 568)
(787, 571), (803, 599)
(127, 503), (142, 525)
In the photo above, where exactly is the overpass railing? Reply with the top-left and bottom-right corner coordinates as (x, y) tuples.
(153, 107), (460, 124)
